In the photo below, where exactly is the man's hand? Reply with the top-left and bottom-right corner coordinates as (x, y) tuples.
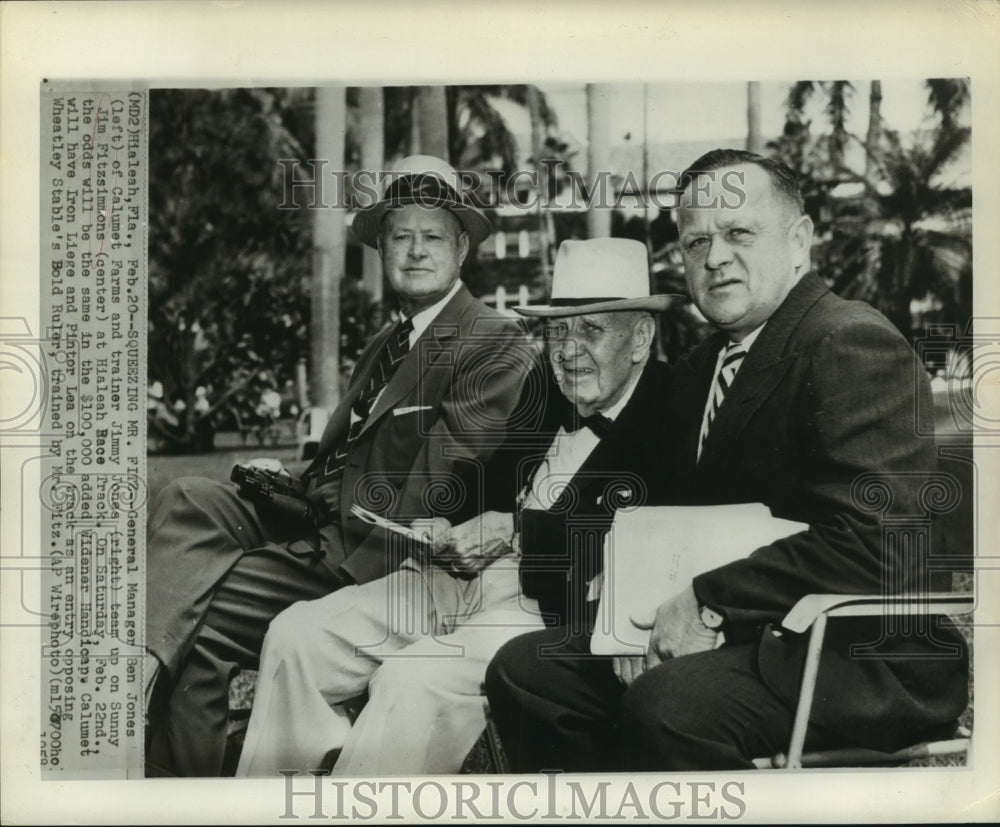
(429, 511), (514, 577)
(612, 655), (647, 686)
(410, 517), (453, 557)
(631, 585), (719, 671)
(247, 457), (288, 476)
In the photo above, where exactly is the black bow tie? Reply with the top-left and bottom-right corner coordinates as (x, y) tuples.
(564, 411), (613, 439)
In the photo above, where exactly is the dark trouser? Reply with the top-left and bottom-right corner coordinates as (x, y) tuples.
(145, 477), (345, 777)
(485, 625), (849, 772)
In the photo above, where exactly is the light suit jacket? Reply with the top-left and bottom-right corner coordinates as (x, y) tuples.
(302, 284), (528, 585)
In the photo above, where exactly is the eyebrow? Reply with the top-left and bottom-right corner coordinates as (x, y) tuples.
(385, 226), (454, 239)
(680, 216), (760, 238)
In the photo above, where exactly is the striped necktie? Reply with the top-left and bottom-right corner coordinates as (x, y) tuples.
(698, 341), (746, 461)
(321, 316), (414, 480)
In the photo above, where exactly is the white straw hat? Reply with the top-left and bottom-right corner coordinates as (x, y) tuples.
(515, 238), (678, 317)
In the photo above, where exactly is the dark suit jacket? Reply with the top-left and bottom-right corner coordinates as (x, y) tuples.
(668, 273), (967, 751)
(484, 358), (674, 628)
(301, 284), (529, 585)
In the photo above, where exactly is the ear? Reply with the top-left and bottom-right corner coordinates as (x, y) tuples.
(457, 231), (470, 267)
(631, 315), (655, 363)
(789, 214), (813, 271)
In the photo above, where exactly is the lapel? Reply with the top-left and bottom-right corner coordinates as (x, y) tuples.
(306, 324), (393, 474)
(359, 284), (475, 437)
(673, 331), (727, 473)
(514, 371), (573, 495)
(696, 273), (829, 475)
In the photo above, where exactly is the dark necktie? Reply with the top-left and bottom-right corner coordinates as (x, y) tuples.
(564, 410), (613, 439)
(698, 341), (746, 460)
(321, 316), (414, 480)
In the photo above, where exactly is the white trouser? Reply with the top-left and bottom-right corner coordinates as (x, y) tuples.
(236, 553), (544, 777)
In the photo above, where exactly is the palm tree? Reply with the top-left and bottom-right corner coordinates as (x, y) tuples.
(864, 80), (882, 177)
(769, 80), (855, 179)
(358, 87), (384, 303)
(746, 82), (763, 153)
(446, 85), (558, 175)
(834, 119), (971, 338)
(379, 84), (557, 175)
(768, 78), (971, 344)
(312, 86), (347, 410)
(926, 78), (970, 130)
(823, 80), (854, 171)
(416, 86), (449, 158)
(148, 87), (316, 448)
(814, 80), (972, 340)
(586, 83), (612, 239)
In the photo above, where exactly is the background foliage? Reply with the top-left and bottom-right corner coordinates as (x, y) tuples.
(148, 81), (971, 448)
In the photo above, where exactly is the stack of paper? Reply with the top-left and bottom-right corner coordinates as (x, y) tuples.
(591, 503), (807, 655)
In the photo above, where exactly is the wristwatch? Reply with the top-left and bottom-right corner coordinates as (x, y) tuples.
(699, 604), (725, 631)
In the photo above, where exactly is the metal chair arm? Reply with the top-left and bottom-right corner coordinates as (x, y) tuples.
(778, 591), (972, 769)
(781, 592), (974, 635)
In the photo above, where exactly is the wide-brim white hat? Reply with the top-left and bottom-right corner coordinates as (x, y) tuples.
(515, 238), (679, 317)
(352, 155), (491, 249)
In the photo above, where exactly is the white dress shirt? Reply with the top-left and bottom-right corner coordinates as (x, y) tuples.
(354, 279), (463, 422)
(522, 368), (643, 512)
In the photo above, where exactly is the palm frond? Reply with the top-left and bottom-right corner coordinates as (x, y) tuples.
(926, 78), (970, 129)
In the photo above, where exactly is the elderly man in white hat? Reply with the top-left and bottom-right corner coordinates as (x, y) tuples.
(144, 155), (527, 776)
(236, 237), (678, 777)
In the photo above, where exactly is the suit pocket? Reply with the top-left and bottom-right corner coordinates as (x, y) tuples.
(393, 405), (433, 416)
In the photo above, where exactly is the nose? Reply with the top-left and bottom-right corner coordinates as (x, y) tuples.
(552, 332), (582, 364)
(704, 235), (733, 270)
(407, 236), (428, 259)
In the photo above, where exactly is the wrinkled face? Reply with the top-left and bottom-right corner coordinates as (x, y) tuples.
(544, 312), (653, 416)
(379, 204), (469, 316)
(678, 163), (812, 341)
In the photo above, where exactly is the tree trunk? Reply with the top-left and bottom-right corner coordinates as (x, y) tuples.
(855, 80), (884, 317)
(415, 86), (449, 160)
(586, 83), (612, 239)
(359, 86), (385, 304)
(526, 85), (552, 289)
(746, 82), (763, 153)
(864, 80), (882, 179)
(312, 86), (346, 411)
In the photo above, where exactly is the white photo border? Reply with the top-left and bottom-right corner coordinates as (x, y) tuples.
(2, 0), (999, 823)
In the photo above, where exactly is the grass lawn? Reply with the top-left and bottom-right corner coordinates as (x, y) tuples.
(146, 434), (301, 503)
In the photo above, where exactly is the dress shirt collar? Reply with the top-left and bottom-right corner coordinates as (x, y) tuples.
(730, 322), (765, 353)
(404, 279), (463, 346)
(595, 366), (643, 423)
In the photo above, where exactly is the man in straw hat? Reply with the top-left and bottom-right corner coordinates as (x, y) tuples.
(486, 149), (967, 772)
(235, 237), (679, 777)
(145, 155), (527, 776)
